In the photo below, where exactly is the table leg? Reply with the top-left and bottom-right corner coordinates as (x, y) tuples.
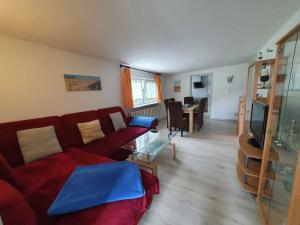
(171, 143), (176, 160)
(189, 111), (193, 133)
(131, 159), (158, 177)
(152, 163), (158, 177)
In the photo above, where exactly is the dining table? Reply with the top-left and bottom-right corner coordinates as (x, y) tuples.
(183, 104), (199, 133)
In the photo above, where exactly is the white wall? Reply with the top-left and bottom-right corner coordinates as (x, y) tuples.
(260, 8), (300, 59)
(0, 35), (122, 123)
(165, 63), (249, 120)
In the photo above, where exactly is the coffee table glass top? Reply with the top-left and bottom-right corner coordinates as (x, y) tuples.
(121, 130), (176, 162)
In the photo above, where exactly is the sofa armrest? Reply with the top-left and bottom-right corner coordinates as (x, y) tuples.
(0, 180), (37, 225)
(126, 116), (134, 125)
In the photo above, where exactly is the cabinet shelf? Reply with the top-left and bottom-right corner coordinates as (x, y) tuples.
(237, 149), (276, 180)
(237, 163), (273, 198)
(239, 133), (279, 161)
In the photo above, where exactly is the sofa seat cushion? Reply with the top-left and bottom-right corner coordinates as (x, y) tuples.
(13, 149), (159, 225)
(79, 139), (130, 161)
(105, 126), (149, 148)
(78, 127), (148, 160)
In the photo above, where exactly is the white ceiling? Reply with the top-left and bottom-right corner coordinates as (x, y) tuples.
(0, 0), (299, 74)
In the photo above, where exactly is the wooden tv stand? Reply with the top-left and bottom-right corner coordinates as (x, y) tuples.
(236, 133), (278, 198)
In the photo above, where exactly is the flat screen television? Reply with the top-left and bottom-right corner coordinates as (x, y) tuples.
(193, 81), (203, 88)
(250, 101), (269, 149)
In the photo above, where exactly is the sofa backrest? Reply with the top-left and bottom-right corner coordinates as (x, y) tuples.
(97, 106), (128, 135)
(0, 116), (69, 167)
(61, 110), (99, 147)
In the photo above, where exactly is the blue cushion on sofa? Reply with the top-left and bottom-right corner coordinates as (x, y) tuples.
(129, 116), (157, 128)
(48, 161), (145, 216)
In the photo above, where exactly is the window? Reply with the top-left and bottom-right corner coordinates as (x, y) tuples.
(131, 77), (157, 107)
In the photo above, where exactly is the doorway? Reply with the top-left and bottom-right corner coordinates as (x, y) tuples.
(191, 73), (213, 118)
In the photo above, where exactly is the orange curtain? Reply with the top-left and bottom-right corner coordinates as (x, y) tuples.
(121, 67), (134, 109)
(155, 75), (163, 103)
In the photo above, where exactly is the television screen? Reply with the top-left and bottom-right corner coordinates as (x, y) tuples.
(250, 101), (269, 149)
(193, 82), (203, 88)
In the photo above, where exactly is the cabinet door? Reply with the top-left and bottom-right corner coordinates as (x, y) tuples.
(284, 30), (300, 225)
(257, 31), (300, 225)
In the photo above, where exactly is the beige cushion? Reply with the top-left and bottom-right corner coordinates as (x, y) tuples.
(17, 126), (62, 163)
(77, 120), (105, 144)
(110, 112), (126, 131)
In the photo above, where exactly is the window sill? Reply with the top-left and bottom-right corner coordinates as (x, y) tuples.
(132, 102), (160, 110)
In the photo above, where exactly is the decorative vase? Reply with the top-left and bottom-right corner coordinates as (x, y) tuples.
(260, 75), (269, 88)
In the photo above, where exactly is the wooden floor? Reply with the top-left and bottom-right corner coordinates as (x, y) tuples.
(139, 119), (261, 225)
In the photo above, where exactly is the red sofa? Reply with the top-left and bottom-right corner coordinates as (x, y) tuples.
(0, 106), (159, 225)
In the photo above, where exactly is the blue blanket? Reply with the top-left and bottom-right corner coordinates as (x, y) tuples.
(47, 161), (145, 216)
(129, 116), (157, 128)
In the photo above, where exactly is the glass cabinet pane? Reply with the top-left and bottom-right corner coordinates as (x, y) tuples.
(264, 31), (300, 225)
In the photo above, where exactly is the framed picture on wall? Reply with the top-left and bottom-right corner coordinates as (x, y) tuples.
(173, 80), (181, 92)
(64, 74), (102, 91)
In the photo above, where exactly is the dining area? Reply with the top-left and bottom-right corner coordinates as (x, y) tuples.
(164, 96), (208, 136)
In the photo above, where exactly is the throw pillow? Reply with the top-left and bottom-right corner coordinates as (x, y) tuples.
(77, 120), (105, 144)
(17, 126), (62, 163)
(0, 154), (19, 188)
(109, 112), (126, 131)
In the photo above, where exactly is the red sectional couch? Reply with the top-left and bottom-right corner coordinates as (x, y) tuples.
(0, 106), (159, 225)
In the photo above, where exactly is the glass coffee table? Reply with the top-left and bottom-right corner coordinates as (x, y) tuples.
(121, 130), (176, 176)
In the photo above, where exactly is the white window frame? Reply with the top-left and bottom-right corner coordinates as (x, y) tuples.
(131, 76), (158, 108)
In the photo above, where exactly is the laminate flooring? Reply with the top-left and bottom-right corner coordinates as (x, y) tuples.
(139, 119), (261, 225)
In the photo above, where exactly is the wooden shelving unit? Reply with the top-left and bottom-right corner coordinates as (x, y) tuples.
(238, 23), (300, 225)
(236, 57), (279, 201)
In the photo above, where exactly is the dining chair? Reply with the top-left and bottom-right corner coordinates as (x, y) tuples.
(164, 98), (175, 128)
(184, 96), (194, 105)
(168, 101), (189, 137)
(194, 98), (208, 131)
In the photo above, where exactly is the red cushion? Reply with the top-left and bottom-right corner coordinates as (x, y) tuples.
(61, 110), (99, 147)
(0, 116), (69, 167)
(13, 149), (159, 225)
(0, 179), (37, 225)
(79, 139), (131, 161)
(106, 127), (149, 148)
(0, 154), (19, 188)
(97, 106), (128, 135)
(78, 127), (148, 160)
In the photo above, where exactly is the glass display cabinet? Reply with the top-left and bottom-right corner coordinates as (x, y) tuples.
(257, 24), (300, 225)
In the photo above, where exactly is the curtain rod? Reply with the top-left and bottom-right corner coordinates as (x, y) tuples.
(120, 64), (161, 75)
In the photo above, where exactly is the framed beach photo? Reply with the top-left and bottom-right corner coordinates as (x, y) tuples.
(173, 80), (181, 92)
(64, 74), (102, 91)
